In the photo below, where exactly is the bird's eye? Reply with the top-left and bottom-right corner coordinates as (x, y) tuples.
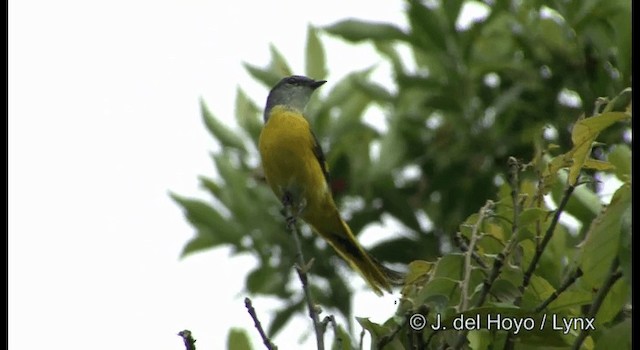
(287, 77), (298, 85)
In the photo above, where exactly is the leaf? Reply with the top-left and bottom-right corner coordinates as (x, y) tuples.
(268, 44), (292, 77)
(567, 111), (630, 185)
(356, 318), (403, 350)
(201, 99), (246, 151)
(331, 323), (355, 350)
(407, 0), (448, 52)
(546, 290), (592, 312)
(235, 88), (263, 144)
(595, 276), (629, 326)
(579, 183), (631, 288)
(243, 62), (282, 87)
(442, 0), (464, 29)
(520, 274), (555, 309)
(582, 158), (615, 171)
(594, 319), (631, 350)
(268, 302), (302, 337)
(170, 193), (229, 231)
(246, 265), (282, 294)
(305, 25), (327, 80)
(227, 328), (253, 350)
(518, 208), (549, 228)
(608, 144), (631, 180)
(405, 260), (435, 284)
(180, 229), (218, 257)
(324, 19), (407, 42)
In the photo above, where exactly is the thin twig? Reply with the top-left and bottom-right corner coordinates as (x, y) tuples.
(452, 200), (494, 349)
(244, 297), (277, 350)
(321, 316), (342, 348)
(534, 268), (583, 313)
(519, 185), (575, 297)
(283, 202), (326, 350)
(453, 232), (488, 269)
(177, 329), (197, 350)
(572, 259), (622, 350)
(460, 200), (494, 311)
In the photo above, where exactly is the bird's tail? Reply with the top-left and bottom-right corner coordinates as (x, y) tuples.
(307, 208), (405, 295)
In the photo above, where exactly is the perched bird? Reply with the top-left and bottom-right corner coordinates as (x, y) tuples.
(258, 75), (404, 295)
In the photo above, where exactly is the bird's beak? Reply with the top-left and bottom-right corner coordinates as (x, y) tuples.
(310, 80), (327, 89)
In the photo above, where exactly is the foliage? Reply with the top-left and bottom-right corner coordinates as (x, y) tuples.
(171, 0), (631, 348)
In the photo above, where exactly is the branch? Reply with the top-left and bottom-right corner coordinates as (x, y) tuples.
(519, 184), (575, 298)
(177, 330), (197, 350)
(321, 316), (342, 349)
(452, 200), (494, 349)
(572, 259), (623, 350)
(244, 297), (277, 350)
(534, 268), (583, 313)
(283, 202), (326, 350)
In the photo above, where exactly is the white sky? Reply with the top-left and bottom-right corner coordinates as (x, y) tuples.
(8, 1), (411, 349)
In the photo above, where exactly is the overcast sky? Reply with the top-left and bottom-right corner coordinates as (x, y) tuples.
(8, 1), (422, 349)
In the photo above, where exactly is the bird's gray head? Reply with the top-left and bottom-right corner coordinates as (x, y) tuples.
(263, 75), (326, 122)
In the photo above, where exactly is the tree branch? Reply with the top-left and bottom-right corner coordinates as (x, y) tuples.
(572, 259), (622, 350)
(177, 329), (197, 350)
(283, 202), (326, 350)
(244, 297), (277, 350)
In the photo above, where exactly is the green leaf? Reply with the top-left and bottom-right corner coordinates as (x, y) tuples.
(227, 328), (253, 350)
(268, 44), (292, 77)
(324, 19), (407, 42)
(546, 290), (593, 312)
(170, 193), (228, 231)
(594, 319), (631, 350)
(608, 144), (631, 180)
(518, 208), (549, 228)
(602, 87), (632, 113)
(268, 302), (302, 337)
(305, 25), (327, 80)
(407, 0), (447, 52)
(567, 111), (630, 185)
(235, 88), (263, 144)
(201, 99), (246, 151)
(579, 183), (631, 288)
(180, 229), (218, 257)
(243, 62), (282, 87)
(442, 0), (464, 29)
(246, 265), (283, 294)
(352, 76), (394, 102)
(595, 277), (629, 326)
(520, 274), (555, 309)
(331, 323), (355, 350)
(356, 318), (403, 350)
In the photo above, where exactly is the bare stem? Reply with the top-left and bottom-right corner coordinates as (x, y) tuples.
(519, 185), (575, 298)
(284, 202), (326, 350)
(177, 330), (197, 350)
(244, 297), (277, 350)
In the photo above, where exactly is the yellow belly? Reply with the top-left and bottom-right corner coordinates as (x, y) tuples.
(258, 106), (329, 214)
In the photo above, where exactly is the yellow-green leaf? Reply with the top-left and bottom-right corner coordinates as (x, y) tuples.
(305, 25), (327, 80)
(201, 99), (246, 151)
(568, 111), (630, 185)
(227, 328), (253, 350)
(579, 183), (631, 288)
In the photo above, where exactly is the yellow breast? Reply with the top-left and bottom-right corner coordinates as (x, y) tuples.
(258, 106), (328, 211)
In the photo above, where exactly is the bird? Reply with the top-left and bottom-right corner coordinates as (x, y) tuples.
(258, 75), (404, 295)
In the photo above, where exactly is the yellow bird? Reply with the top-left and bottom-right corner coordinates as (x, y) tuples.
(258, 75), (404, 295)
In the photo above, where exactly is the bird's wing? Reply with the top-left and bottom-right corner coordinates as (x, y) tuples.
(311, 130), (331, 187)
